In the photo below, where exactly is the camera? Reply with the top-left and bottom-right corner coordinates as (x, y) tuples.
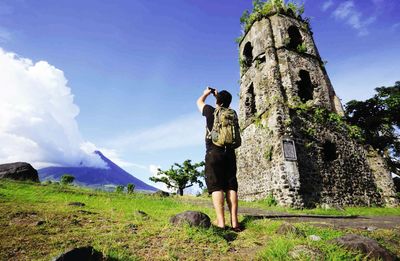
(208, 87), (216, 95)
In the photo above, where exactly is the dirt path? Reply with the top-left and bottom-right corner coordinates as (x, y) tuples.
(182, 199), (400, 230)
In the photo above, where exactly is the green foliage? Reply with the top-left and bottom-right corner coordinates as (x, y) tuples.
(291, 101), (365, 143)
(263, 192), (278, 206)
(239, 57), (249, 72)
(127, 183), (135, 194)
(149, 159), (205, 196)
(296, 42), (307, 53)
(238, 0), (307, 43)
(264, 145), (274, 161)
(287, 1), (305, 15)
(345, 81), (400, 174)
(257, 236), (298, 260)
(304, 141), (315, 149)
(115, 185), (124, 193)
(43, 180), (52, 185)
(60, 174), (75, 185)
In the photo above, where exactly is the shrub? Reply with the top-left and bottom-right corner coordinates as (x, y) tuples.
(264, 193), (278, 206)
(60, 174), (75, 185)
(43, 180), (52, 185)
(115, 185), (124, 193)
(296, 42), (307, 53)
(127, 183), (135, 194)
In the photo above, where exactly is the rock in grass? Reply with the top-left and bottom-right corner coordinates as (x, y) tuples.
(52, 246), (104, 261)
(309, 235), (321, 241)
(135, 210), (149, 219)
(170, 211), (211, 228)
(331, 234), (397, 261)
(126, 223), (138, 233)
(68, 202), (85, 207)
(289, 245), (324, 260)
(35, 220), (46, 226)
(0, 162), (39, 182)
(275, 222), (305, 237)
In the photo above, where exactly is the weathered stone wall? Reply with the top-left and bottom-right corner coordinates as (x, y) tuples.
(365, 148), (399, 206)
(290, 112), (383, 207)
(236, 107), (303, 207)
(237, 12), (397, 207)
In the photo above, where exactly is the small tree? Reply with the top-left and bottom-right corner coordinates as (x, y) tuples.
(115, 185), (124, 193)
(60, 174), (75, 185)
(149, 160), (205, 196)
(127, 183), (135, 194)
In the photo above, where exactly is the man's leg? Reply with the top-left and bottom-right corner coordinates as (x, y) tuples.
(212, 190), (225, 228)
(226, 190), (239, 228)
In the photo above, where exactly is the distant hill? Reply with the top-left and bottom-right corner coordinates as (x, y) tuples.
(38, 151), (157, 191)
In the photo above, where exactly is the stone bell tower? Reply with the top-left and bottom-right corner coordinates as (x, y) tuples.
(236, 9), (398, 207)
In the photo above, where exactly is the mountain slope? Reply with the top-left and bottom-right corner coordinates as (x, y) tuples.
(39, 151), (157, 191)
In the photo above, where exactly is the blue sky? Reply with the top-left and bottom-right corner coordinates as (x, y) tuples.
(0, 0), (399, 192)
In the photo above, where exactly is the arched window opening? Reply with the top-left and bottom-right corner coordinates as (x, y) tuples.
(245, 83), (256, 119)
(297, 70), (314, 102)
(287, 26), (303, 50)
(323, 141), (337, 162)
(243, 42), (253, 67)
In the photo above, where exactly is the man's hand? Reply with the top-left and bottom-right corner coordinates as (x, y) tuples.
(203, 87), (213, 96)
(197, 87), (217, 113)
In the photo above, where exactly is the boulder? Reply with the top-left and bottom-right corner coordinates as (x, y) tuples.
(276, 222), (305, 237)
(331, 234), (397, 261)
(170, 211), (211, 228)
(53, 246), (104, 261)
(0, 162), (39, 182)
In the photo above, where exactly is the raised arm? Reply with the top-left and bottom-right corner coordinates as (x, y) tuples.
(196, 87), (215, 113)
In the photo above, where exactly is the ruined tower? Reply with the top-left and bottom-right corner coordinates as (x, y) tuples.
(236, 7), (398, 207)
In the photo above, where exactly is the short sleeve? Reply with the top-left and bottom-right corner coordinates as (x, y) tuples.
(202, 104), (214, 117)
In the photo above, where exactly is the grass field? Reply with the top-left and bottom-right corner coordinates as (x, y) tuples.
(0, 179), (399, 260)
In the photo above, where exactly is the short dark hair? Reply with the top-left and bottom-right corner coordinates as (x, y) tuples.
(216, 90), (232, 108)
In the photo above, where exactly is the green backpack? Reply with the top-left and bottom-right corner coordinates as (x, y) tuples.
(207, 107), (241, 149)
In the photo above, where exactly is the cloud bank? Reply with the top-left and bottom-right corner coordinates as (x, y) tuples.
(110, 113), (205, 152)
(0, 48), (107, 169)
(332, 1), (376, 36)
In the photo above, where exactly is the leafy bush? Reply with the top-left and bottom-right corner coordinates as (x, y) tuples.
(264, 193), (278, 206)
(115, 185), (124, 193)
(60, 174), (75, 185)
(127, 183), (135, 194)
(238, 0), (307, 41)
(296, 42), (307, 53)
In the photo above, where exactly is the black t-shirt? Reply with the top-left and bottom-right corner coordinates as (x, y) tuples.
(202, 104), (215, 152)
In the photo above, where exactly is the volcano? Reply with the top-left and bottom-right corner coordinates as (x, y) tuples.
(38, 151), (157, 191)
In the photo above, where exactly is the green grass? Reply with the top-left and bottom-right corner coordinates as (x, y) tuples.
(0, 180), (399, 260)
(239, 199), (400, 217)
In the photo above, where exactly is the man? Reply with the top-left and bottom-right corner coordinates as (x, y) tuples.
(196, 87), (241, 231)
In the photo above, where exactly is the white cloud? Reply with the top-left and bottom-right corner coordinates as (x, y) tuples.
(148, 164), (174, 192)
(322, 0), (334, 11)
(110, 113), (205, 152)
(149, 164), (161, 176)
(0, 48), (107, 169)
(392, 23), (400, 31)
(81, 142), (145, 169)
(332, 1), (376, 36)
